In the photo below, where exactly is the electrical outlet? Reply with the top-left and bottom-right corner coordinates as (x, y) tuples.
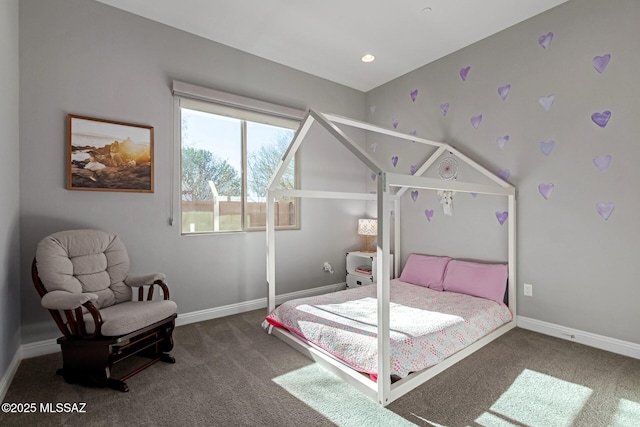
(524, 283), (533, 297)
(323, 262), (334, 274)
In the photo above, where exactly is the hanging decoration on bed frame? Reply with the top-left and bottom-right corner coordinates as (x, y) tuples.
(437, 156), (458, 216)
(265, 109), (516, 407)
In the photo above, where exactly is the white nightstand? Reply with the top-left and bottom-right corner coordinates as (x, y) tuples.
(346, 251), (394, 289)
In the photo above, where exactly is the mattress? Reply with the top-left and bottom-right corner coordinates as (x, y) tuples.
(265, 279), (512, 379)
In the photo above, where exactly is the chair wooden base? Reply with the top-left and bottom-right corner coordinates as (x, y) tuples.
(56, 314), (177, 392)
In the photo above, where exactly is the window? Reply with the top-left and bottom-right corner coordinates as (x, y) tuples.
(178, 97), (299, 234)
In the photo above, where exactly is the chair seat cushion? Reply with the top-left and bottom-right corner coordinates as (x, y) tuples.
(84, 300), (177, 336)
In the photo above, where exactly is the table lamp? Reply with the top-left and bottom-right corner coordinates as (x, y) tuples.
(358, 218), (377, 253)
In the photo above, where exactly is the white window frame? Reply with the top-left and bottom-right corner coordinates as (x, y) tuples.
(172, 81), (304, 234)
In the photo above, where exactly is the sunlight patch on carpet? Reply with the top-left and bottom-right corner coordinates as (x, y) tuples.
(612, 398), (640, 427)
(479, 369), (592, 427)
(475, 411), (519, 427)
(409, 412), (452, 427)
(273, 364), (416, 427)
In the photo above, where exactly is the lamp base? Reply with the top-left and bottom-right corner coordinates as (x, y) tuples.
(360, 235), (376, 253)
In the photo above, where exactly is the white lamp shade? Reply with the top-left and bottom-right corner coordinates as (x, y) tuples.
(358, 219), (377, 236)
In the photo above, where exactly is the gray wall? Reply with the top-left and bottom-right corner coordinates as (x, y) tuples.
(0, 0), (21, 381)
(366, 0), (640, 343)
(19, 0), (366, 342)
(0, 0), (20, 378)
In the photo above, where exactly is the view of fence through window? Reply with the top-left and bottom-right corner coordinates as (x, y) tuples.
(181, 106), (297, 233)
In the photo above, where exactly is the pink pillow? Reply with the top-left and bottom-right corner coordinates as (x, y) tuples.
(442, 260), (508, 304)
(399, 254), (451, 290)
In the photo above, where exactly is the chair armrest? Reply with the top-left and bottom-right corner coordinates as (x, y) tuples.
(124, 273), (166, 288)
(41, 291), (99, 310)
(126, 274), (171, 301)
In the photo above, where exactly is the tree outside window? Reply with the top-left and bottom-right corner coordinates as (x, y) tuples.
(180, 106), (298, 234)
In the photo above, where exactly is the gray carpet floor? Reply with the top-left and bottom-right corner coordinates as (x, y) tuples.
(2, 309), (639, 426)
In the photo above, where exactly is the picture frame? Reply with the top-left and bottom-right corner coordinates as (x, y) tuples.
(67, 115), (154, 193)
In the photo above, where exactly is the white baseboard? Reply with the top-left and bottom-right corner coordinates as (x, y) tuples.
(0, 349), (22, 403)
(517, 316), (640, 360)
(20, 338), (59, 360)
(175, 299), (266, 327)
(175, 282), (345, 327)
(19, 282), (347, 359)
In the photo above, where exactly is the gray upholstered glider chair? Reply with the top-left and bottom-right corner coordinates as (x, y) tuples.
(32, 229), (177, 392)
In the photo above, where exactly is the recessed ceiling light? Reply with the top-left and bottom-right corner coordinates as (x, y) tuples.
(361, 54), (375, 63)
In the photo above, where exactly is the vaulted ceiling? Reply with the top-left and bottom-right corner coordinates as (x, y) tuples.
(97, 0), (568, 92)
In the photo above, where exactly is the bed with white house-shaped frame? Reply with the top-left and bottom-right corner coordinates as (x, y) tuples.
(265, 109), (517, 406)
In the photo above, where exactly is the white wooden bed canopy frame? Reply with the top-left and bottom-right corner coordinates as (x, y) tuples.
(266, 109), (517, 406)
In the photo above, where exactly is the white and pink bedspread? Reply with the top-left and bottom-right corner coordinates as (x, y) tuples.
(265, 279), (512, 378)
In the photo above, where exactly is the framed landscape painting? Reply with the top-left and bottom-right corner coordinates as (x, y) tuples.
(67, 115), (154, 192)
